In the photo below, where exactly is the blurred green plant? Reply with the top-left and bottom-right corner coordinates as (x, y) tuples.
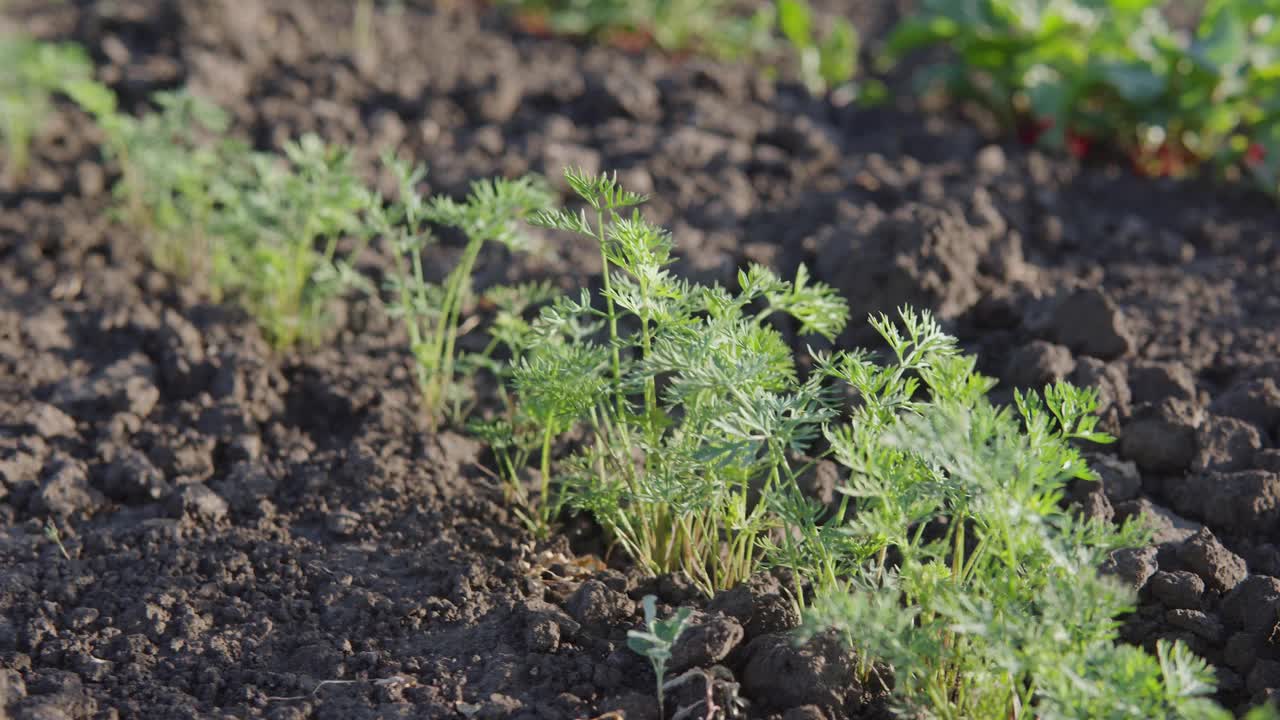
(69, 84), (237, 280)
(0, 36), (93, 181)
(884, 0), (1280, 193)
(209, 134), (372, 349)
(70, 81), (373, 349)
(502, 0), (875, 99)
(774, 0), (861, 96)
(505, 0), (747, 52)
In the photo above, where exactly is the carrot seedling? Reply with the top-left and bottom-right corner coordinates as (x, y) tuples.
(369, 155), (552, 428)
(495, 168), (847, 585)
(0, 36), (93, 181)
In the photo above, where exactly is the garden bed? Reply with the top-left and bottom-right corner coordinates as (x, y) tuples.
(1, 1), (1279, 719)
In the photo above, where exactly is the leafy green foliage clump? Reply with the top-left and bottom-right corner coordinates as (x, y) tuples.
(477, 171), (1267, 716)
(485, 168), (846, 587)
(70, 82), (372, 349)
(885, 0), (1280, 192)
(797, 310), (1234, 718)
(209, 134), (372, 349)
(69, 85), (235, 280)
(0, 36), (93, 181)
(502, 0), (869, 99)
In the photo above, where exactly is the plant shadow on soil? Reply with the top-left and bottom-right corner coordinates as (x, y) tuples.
(1, 1), (1279, 718)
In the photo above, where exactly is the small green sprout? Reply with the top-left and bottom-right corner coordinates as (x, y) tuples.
(43, 519), (70, 560)
(627, 594), (693, 719)
(0, 36), (93, 181)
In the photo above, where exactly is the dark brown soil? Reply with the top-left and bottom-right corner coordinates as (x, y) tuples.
(2, 1), (1278, 719)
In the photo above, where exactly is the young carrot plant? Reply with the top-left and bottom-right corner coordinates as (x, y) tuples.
(797, 308), (1227, 718)
(68, 83), (237, 280)
(71, 82), (372, 348)
(369, 155), (552, 429)
(465, 283), (571, 532)
(0, 36), (93, 181)
(209, 134), (371, 349)
(501, 0), (876, 100)
(468, 174), (1263, 717)
(489, 168), (847, 589)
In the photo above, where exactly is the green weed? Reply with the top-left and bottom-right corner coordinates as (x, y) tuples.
(43, 519), (71, 561)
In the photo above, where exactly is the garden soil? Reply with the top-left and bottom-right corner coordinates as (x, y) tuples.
(1, 1), (1278, 719)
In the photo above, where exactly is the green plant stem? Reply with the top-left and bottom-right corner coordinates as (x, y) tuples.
(395, 239), (430, 406)
(595, 208), (625, 418)
(636, 276), (659, 441)
(1017, 674), (1036, 715)
(952, 513), (966, 583)
(538, 422), (555, 531)
(655, 660), (666, 719)
(961, 533), (990, 584)
(421, 236), (483, 426)
(439, 239), (484, 406)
